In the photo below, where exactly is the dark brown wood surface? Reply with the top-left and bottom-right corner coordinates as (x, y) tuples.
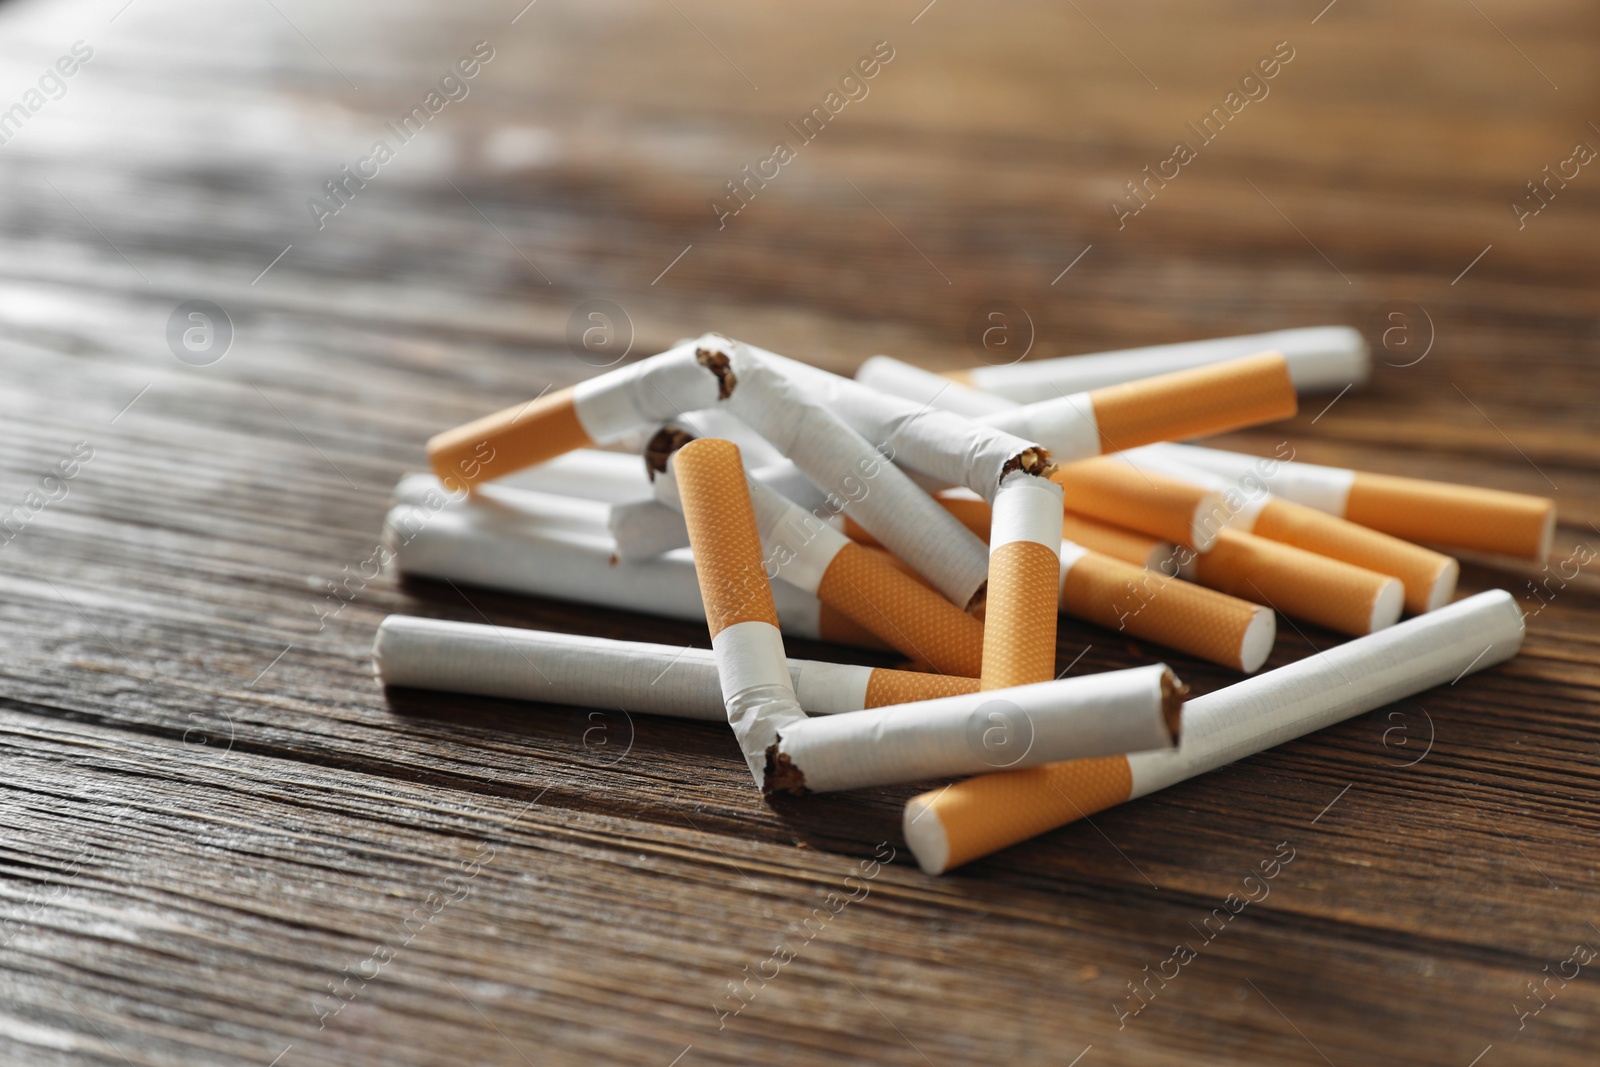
(1, 0), (1597, 1063)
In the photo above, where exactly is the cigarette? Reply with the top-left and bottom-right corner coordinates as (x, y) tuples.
(1058, 542), (1276, 673)
(373, 615), (978, 718)
(856, 355), (1019, 418)
(979, 352), (1298, 463)
(382, 501), (888, 651)
(671, 437), (808, 788)
(498, 448), (653, 504)
(982, 470), (1065, 689)
(750, 346), (1048, 504)
(847, 488), (1179, 572)
(1125, 448), (1458, 614)
(1054, 457), (1226, 550)
(652, 429), (986, 677)
(903, 588), (1524, 873)
(941, 325), (1369, 398)
(427, 340), (721, 489)
(767, 664), (1183, 795)
(1176, 528), (1403, 636)
(703, 339), (992, 609)
(1154, 443), (1556, 562)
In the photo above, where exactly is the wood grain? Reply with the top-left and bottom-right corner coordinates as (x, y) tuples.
(1, 0), (1597, 1063)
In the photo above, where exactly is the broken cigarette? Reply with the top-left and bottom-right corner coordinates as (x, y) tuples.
(672, 437), (807, 788)
(1174, 527), (1403, 637)
(382, 499), (887, 651)
(1058, 542), (1276, 673)
(903, 588), (1524, 873)
(1054, 457), (1227, 549)
(1153, 443), (1556, 562)
(373, 615), (978, 718)
(767, 664), (1184, 795)
(1124, 447), (1459, 614)
(938, 325), (1370, 398)
(978, 351), (1298, 464)
(982, 468), (1064, 689)
(651, 429), (986, 677)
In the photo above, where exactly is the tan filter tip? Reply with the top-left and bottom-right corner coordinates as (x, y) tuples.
(427, 387), (589, 490)
(673, 438), (779, 636)
(903, 756), (1135, 875)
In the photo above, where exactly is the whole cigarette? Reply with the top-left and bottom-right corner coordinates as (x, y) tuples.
(706, 339), (992, 609)
(980, 352), (1297, 463)
(982, 470), (1064, 689)
(1058, 543), (1275, 673)
(903, 588), (1524, 873)
(382, 501), (886, 650)
(1177, 528), (1404, 637)
(768, 665), (1184, 795)
(652, 430), (986, 677)
(427, 341), (720, 489)
(673, 438), (807, 788)
(373, 615), (978, 718)
(1113, 449), (1460, 614)
(1157, 443), (1556, 562)
(946, 325), (1369, 398)
(1054, 457), (1226, 550)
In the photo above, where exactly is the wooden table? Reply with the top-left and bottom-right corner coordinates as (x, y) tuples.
(1, 0), (1595, 1063)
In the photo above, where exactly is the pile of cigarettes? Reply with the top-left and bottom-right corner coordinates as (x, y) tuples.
(373, 327), (1547, 874)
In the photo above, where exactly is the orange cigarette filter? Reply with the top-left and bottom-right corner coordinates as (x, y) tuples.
(906, 756), (1134, 874)
(1054, 458), (1225, 550)
(981, 472), (1065, 689)
(864, 670), (980, 706)
(428, 389), (591, 491)
(1059, 546), (1275, 673)
(815, 541), (986, 678)
(1060, 512), (1175, 570)
(1188, 528), (1403, 637)
(1087, 351), (1297, 451)
(1343, 472), (1555, 562)
(675, 440), (778, 636)
(816, 604), (897, 652)
(1252, 498), (1457, 614)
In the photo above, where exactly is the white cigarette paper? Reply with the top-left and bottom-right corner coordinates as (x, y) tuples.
(373, 616), (902, 718)
(1122, 589), (1523, 797)
(768, 665), (1182, 795)
(953, 326), (1369, 397)
(382, 500), (854, 644)
(493, 449), (654, 504)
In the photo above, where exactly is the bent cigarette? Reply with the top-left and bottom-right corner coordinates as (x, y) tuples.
(652, 429), (986, 677)
(1058, 543), (1275, 673)
(1155, 443), (1556, 562)
(904, 588), (1524, 874)
(704, 339), (992, 609)
(979, 352), (1297, 463)
(856, 355), (1019, 418)
(382, 501), (887, 650)
(944, 325), (1370, 398)
(497, 448), (653, 504)
(982, 469), (1064, 689)
(672, 438), (807, 788)
(427, 341), (720, 489)
(1054, 457), (1226, 550)
(373, 616), (978, 718)
(767, 665), (1184, 795)
(1175, 528), (1403, 636)
(1108, 449), (1460, 614)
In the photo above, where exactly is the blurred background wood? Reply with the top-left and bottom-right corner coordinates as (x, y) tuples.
(0, 0), (1596, 1063)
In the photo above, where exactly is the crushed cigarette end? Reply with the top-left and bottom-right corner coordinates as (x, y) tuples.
(1159, 668), (1188, 744)
(695, 345), (738, 400)
(644, 426), (697, 478)
(1000, 448), (1058, 482)
(762, 742), (809, 796)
